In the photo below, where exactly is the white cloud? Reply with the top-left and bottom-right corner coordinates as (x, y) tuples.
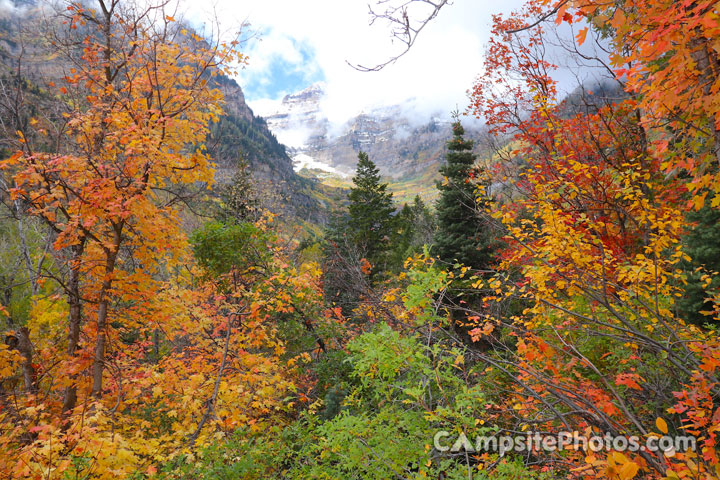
(183, 0), (526, 126)
(249, 97), (283, 118)
(273, 124), (314, 149)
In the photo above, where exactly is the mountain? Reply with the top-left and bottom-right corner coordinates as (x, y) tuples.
(208, 77), (330, 224)
(259, 84), (348, 177)
(256, 84), (485, 203)
(0, 2), (331, 225)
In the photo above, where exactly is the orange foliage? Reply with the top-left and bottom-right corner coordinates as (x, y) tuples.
(466, 1), (720, 478)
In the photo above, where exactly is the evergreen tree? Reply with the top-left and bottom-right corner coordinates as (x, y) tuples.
(321, 152), (396, 315)
(346, 151), (396, 274)
(678, 205), (720, 327)
(216, 158), (259, 224)
(321, 205), (361, 313)
(389, 195), (436, 270)
(408, 194), (436, 247)
(433, 120), (495, 269)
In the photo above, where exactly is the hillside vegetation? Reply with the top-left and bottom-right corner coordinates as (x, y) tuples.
(0, 0), (719, 479)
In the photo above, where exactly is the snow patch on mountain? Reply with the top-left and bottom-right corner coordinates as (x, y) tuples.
(292, 153), (349, 177)
(252, 83), (477, 182)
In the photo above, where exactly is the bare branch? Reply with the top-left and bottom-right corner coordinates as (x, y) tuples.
(349, 0), (451, 72)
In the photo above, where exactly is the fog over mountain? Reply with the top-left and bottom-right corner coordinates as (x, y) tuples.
(253, 83), (482, 182)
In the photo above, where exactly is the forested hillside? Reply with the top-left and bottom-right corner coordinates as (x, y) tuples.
(0, 1), (332, 225)
(209, 75), (331, 224)
(0, 0), (719, 479)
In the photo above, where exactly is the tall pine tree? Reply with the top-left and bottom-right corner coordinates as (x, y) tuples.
(216, 158), (260, 224)
(347, 151), (396, 273)
(321, 152), (395, 315)
(678, 205), (720, 327)
(433, 120), (495, 269)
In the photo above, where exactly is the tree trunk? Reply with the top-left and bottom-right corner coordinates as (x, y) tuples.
(689, 33), (720, 166)
(16, 327), (37, 394)
(62, 242), (84, 415)
(91, 228), (121, 398)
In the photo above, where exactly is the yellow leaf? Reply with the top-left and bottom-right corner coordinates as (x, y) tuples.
(693, 192), (707, 210)
(656, 417), (668, 434)
(610, 451), (629, 464)
(618, 461), (639, 480)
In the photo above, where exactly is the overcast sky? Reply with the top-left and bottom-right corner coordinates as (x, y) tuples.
(183, 0), (526, 125)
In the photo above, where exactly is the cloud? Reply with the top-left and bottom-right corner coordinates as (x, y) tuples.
(183, 0), (526, 126)
(249, 97), (283, 118)
(272, 123), (315, 149)
(234, 30), (324, 100)
(0, 0), (40, 17)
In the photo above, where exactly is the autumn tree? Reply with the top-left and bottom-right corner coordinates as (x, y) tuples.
(592, 0), (720, 206)
(452, 1), (720, 477)
(0, 0), (257, 476)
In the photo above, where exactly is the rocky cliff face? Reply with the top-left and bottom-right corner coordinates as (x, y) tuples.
(257, 84), (459, 183)
(264, 83), (326, 133)
(206, 77), (330, 223)
(0, 3), (328, 224)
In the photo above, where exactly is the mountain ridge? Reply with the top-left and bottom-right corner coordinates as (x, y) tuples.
(0, 3), (331, 225)
(256, 83), (487, 204)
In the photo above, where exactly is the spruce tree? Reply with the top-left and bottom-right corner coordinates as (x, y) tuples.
(433, 121), (494, 269)
(390, 195), (435, 270)
(347, 151), (396, 273)
(321, 152), (395, 315)
(409, 195), (436, 248)
(216, 158), (259, 224)
(678, 205), (720, 327)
